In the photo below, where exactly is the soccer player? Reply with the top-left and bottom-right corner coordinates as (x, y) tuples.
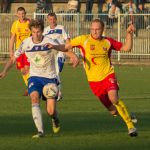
(43, 12), (71, 101)
(65, 18), (138, 137)
(0, 19), (79, 138)
(9, 7), (31, 96)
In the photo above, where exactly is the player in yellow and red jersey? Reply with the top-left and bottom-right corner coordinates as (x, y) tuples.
(9, 7), (31, 96)
(66, 18), (138, 137)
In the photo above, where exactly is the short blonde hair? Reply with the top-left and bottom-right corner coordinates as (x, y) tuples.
(91, 18), (104, 28)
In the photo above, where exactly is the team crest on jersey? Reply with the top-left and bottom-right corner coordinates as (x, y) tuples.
(41, 46), (44, 50)
(50, 30), (54, 34)
(35, 46), (39, 50)
(103, 47), (107, 51)
(25, 29), (29, 32)
(90, 45), (95, 51)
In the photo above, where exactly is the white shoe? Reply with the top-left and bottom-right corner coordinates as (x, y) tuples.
(32, 132), (44, 138)
(128, 128), (138, 137)
(57, 90), (63, 101)
(131, 113), (138, 124)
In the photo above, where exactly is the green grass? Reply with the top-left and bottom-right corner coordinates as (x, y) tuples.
(0, 65), (150, 150)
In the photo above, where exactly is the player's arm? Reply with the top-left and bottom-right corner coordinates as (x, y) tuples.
(65, 50), (79, 67)
(0, 57), (16, 78)
(120, 24), (135, 52)
(0, 40), (25, 78)
(46, 43), (70, 52)
(9, 33), (16, 58)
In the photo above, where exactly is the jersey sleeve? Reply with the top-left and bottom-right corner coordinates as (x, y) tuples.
(62, 26), (70, 40)
(107, 37), (123, 51)
(57, 52), (65, 72)
(14, 41), (25, 58)
(11, 21), (17, 35)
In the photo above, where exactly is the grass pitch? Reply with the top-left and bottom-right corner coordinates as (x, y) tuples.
(0, 65), (150, 150)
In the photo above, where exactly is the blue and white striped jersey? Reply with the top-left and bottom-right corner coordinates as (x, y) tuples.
(14, 36), (59, 79)
(43, 24), (70, 44)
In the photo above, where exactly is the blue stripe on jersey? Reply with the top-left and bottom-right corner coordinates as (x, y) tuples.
(26, 45), (50, 52)
(45, 29), (62, 35)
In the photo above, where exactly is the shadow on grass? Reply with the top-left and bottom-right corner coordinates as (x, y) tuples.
(0, 111), (149, 137)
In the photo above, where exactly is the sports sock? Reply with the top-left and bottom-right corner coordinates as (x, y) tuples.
(32, 104), (44, 133)
(22, 73), (29, 86)
(114, 99), (135, 129)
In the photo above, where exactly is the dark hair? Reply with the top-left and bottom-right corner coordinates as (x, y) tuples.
(17, 7), (26, 13)
(47, 12), (57, 19)
(91, 18), (105, 28)
(29, 19), (44, 32)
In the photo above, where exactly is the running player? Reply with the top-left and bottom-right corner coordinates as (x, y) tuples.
(65, 18), (138, 137)
(9, 7), (31, 96)
(0, 19), (79, 138)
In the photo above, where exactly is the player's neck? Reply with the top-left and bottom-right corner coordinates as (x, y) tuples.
(50, 24), (57, 29)
(32, 36), (44, 44)
(19, 18), (27, 23)
(91, 34), (103, 41)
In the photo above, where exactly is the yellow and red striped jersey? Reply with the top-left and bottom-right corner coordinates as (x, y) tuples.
(11, 19), (31, 49)
(71, 35), (122, 81)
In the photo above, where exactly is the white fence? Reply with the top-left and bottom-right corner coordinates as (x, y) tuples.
(0, 13), (150, 61)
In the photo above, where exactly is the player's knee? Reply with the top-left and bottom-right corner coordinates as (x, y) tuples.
(20, 68), (29, 75)
(31, 96), (40, 104)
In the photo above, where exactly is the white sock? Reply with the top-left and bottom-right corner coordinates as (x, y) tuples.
(32, 104), (44, 133)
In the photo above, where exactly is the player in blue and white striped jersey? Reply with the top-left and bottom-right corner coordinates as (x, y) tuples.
(43, 12), (71, 101)
(0, 19), (79, 138)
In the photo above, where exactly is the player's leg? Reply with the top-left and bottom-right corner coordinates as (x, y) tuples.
(100, 96), (137, 123)
(46, 98), (60, 134)
(22, 54), (30, 96)
(98, 94), (118, 115)
(56, 76), (63, 101)
(20, 67), (29, 96)
(55, 52), (65, 101)
(16, 54), (29, 96)
(106, 74), (137, 136)
(28, 77), (44, 138)
(108, 90), (137, 136)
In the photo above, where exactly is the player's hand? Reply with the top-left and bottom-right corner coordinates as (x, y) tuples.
(69, 54), (79, 67)
(127, 24), (135, 34)
(44, 43), (53, 49)
(0, 71), (6, 79)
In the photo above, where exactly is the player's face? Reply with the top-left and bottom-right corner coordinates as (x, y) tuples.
(90, 22), (104, 39)
(31, 27), (43, 42)
(47, 16), (57, 28)
(17, 10), (26, 21)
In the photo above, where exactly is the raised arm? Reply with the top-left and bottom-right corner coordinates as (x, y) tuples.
(120, 24), (135, 52)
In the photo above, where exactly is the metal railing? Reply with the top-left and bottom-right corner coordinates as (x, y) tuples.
(0, 13), (150, 61)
